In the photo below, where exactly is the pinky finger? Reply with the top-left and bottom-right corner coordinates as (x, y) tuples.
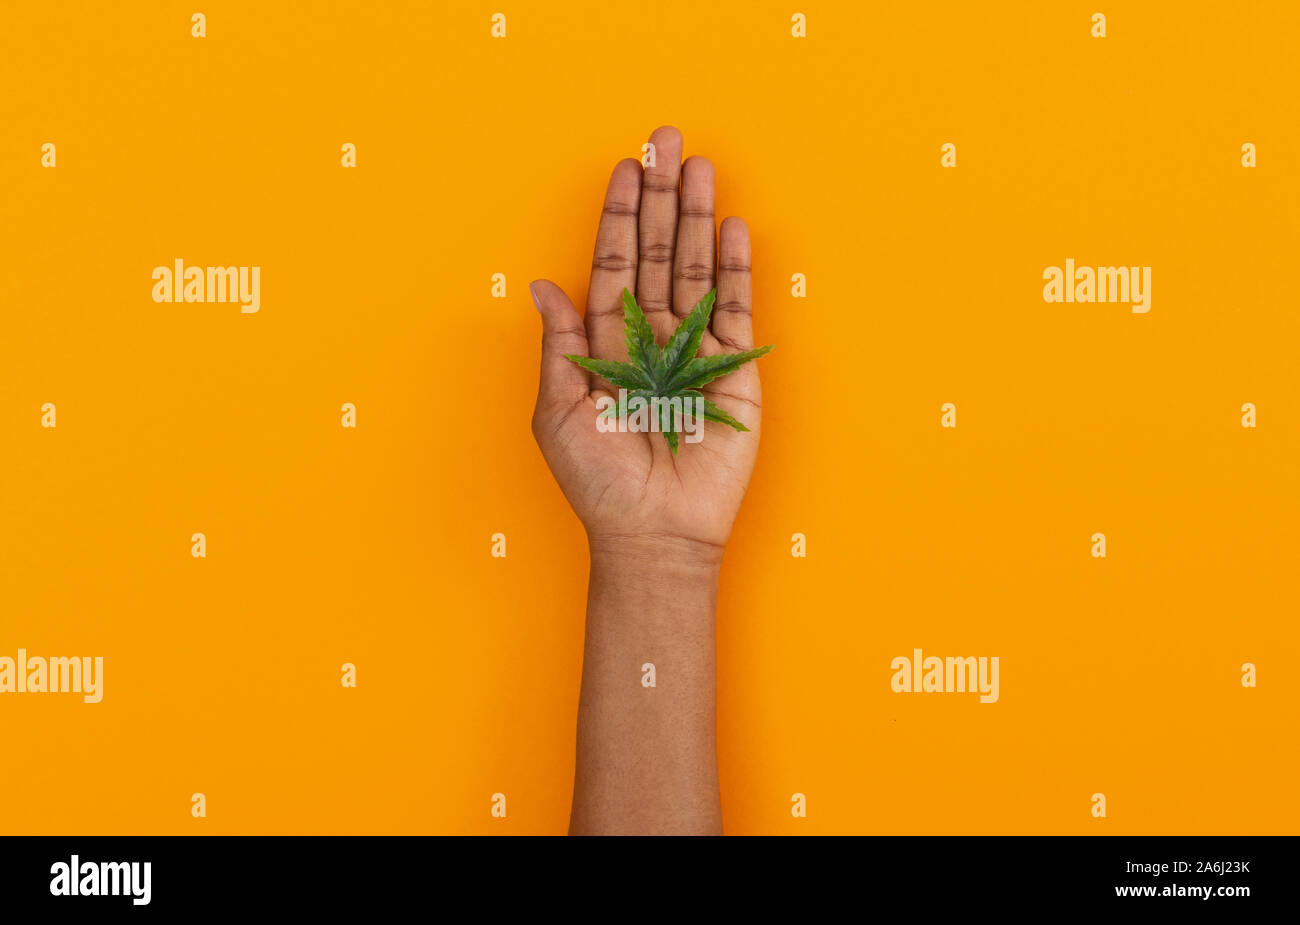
(713, 216), (753, 351)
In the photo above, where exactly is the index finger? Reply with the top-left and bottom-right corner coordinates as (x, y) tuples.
(586, 158), (642, 362)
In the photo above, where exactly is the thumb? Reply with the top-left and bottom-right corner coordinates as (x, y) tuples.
(530, 279), (591, 423)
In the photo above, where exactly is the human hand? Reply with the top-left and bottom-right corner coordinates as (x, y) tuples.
(530, 126), (765, 567)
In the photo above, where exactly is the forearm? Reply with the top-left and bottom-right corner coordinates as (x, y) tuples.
(569, 535), (723, 835)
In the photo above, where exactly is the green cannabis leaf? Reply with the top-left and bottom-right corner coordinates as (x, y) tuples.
(565, 288), (773, 455)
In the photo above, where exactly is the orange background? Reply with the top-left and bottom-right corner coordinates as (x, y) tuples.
(1, 1), (1296, 834)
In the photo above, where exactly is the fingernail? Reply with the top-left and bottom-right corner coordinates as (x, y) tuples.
(529, 281), (542, 312)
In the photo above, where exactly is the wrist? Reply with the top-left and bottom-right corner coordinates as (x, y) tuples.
(587, 532), (725, 577)
(586, 533), (722, 631)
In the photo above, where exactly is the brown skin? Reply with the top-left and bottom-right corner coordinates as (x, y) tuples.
(530, 126), (763, 835)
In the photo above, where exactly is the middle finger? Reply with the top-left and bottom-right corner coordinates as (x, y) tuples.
(636, 125), (683, 338)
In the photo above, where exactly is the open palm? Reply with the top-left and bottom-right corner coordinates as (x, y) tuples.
(530, 125), (766, 559)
